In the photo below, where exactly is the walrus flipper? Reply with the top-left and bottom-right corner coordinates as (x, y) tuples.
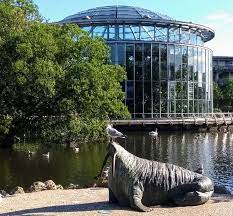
(130, 183), (152, 212)
(168, 177), (214, 206)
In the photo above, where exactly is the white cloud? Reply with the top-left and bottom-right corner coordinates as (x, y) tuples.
(203, 11), (233, 56)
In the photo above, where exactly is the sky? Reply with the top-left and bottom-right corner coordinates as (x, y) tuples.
(33, 0), (233, 56)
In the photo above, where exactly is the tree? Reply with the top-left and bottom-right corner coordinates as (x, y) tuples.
(213, 82), (223, 111)
(0, 0), (130, 147)
(222, 80), (233, 111)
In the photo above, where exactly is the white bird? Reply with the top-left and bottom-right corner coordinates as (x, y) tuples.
(106, 124), (126, 141)
(73, 147), (80, 153)
(195, 164), (204, 175)
(149, 128), (158, 137)
(42, 152), (50, 159)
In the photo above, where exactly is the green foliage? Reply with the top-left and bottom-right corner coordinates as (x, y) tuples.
(213, 82), (223, 109)
(0, 0), (130, 147)
(213, 81), (233, 112)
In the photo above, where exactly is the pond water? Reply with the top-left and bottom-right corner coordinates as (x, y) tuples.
(1, 130), (233, 193)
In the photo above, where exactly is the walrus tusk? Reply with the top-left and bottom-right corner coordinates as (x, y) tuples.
(94, 152), (110, 180)
(112, 152), (117, 178)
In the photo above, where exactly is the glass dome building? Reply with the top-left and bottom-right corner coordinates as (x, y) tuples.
(60, 5), (215, 118)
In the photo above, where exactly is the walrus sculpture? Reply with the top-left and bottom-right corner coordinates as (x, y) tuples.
(97, 142), (214, 212)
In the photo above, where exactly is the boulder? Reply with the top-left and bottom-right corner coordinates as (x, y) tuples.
(10, 186), (25, 195)
(66, 183), (80, 189)
(0, 190), (8, 197)
(44, 180), (57, 190)
(214, 184), (231, 195)
(28, 181), (46, 192)
(56, 184), (63, 190)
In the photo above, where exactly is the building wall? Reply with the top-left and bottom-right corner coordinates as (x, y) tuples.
(108, 42), (213, 118)
(213, 56), (233, 87)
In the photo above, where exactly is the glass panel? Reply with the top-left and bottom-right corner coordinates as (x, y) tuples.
(197, 33), (204, 46)
(117, 44), (126, 66)
(176, 81), (182, 99)
(188, 47), (194, 81)
(188, 82), (194, 99)
(119, 25), (124, 40)
(176, 100), (182, 114)
(93, 26), (108, 39)
(169, 27), (180, 43)
(161, 81), (167, 113)
(194, 48), (198, 81)
(190, 30), (197, 45)
(135, 81), (143, 114)
(182, 46), (188, 80)
(109, 44), (116, 64)
(109, 25), (115, 40)
(152, 44), (159, 80)
(124, 25), (134, 40)
(180, 28), (190, 43)
(144, 81), (152, 115)
(144, 44), (151, 80)
(155, 27), (168, 42)
(183, 82), (188, 99)
(183, 100), (188, 113)
(135, 44), (143, 80)
(82, 26), (92, 34)
(175, 46), (182, 80)
(160, 44), (167, 79)
(126, 81), (134, 99)
(125, 25), (140, 40)
(194, 83), (198, 99)
(126, 99), (134, 115)
(140, 26), (154, 41)
(168, 45), (175, 80)
(152, 82), (160, 115)
(194, 100), (198, 113)
(189, 100), (194, 113)
(126, 44), (134, 80)
(202, 49), (206, 83)
(198, 48), (202, 87)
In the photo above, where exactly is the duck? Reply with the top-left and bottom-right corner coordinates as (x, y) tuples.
(42, 152), (50, 159)
(28, 150), (35, 156)
(149, 128), (158, 137)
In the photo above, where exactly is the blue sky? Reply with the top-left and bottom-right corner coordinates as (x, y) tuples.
(34, 0), (233, 56)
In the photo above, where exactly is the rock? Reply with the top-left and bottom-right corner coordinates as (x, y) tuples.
(44, 180), (57, 190)
(28, 181), (46, 192)
(214, 184), (231, 195)
(56, 184), (63, 190)
(66, 183), (80, 189)
(10, 186), (25, 195)
(0, 190), (8, 197)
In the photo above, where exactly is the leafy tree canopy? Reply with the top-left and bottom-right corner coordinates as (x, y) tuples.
(0, 0), (130, 146)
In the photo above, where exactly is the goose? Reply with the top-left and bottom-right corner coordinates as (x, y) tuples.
(149, 128), (158, 137)
(106, 124), (126, 141)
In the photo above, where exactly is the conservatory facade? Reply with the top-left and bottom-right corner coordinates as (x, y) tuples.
(60, 5), (215, 118)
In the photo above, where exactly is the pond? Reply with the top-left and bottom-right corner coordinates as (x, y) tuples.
(0, 130), (233, 193)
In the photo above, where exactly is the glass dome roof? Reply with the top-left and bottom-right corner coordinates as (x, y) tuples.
(59, 5), (215, 42)
(61, 5), (173, 23)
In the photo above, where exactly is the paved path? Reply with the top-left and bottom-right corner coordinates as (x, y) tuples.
(0, 188), (233, 216)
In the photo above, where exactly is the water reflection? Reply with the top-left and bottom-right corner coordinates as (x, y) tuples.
(0, 130), (233, 192)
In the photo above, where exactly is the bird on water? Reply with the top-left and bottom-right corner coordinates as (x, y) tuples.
(149, 128), (158, 137)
